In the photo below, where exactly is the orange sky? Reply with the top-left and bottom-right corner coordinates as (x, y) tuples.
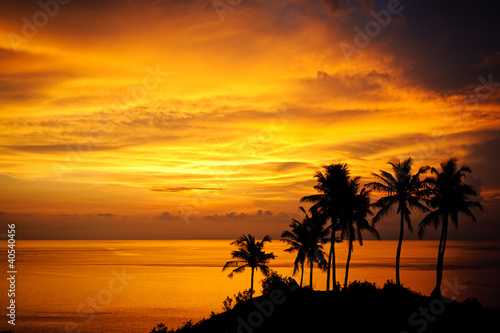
(0, 0), (499, 239)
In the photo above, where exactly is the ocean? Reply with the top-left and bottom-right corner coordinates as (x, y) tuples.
(1, 240), (499, 332)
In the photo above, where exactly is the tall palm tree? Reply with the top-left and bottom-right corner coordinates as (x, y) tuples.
(281, 206), (328, 289)
(223, 234), (276, 298)
(367, 157), (430, 285)
(418, 158), (483, 297)
(300, 163), (349, 291)
(340, 179), (380, 289)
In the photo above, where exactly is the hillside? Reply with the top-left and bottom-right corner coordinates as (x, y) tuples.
(150, 280), (499, 333)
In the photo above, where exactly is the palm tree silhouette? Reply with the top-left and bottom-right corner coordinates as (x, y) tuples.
(281, 211), (308, 287)
(281, 206), (328, 289)
(223, 234), (276, 298)
(418, 158), (483, 297)
(367, 157), (430, 285)
(340, 179), (379, 289)
(300, 163), (349, 291)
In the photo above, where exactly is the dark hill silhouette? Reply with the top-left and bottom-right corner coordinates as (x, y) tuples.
(151, 278), (498, 333)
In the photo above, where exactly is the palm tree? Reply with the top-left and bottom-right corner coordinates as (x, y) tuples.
(418, 158), (483, 297)
(300, 163), (349, 291)
(223, 234), (276, 298)
(340, 179), (380, 289)
(281, 214), (308, 287)
(281, 206), (328, 289)
(367, 157), (430, 285)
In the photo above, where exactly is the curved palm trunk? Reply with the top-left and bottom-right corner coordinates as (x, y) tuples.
(250, 267), (255, 298)
(395, 213), (405, 285)
(433, 215), (448, 297)
(344, 239), (353, 289)
(310, 260), (314, 290)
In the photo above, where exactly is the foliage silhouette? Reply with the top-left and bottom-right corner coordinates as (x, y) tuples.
(223, 234), (276, 298)
(280, 206), (328, 289)
(340, 179), (379, 288)
(222, 289), (253, 311)
(418, 158), (483, 297)
(367, 157), (430, 285)
(300, 163), (350, 291)
(260, 271), (298, 295)
(154, 157), (492, 333)
(152, 278), (498, 333)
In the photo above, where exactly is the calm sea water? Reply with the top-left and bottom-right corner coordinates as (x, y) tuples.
(1, 240), (499, 332)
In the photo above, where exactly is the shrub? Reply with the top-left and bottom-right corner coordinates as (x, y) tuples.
(222, 289), (254, 311)
(347, 280), (378, 293)
(261, 271), (298, 295)
(382, 279), (420, 297)
(463, 297), (482, 309)
(150, 323), (172, 333)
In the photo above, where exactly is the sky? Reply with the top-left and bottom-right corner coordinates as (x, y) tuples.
(0, 0), (499, 240)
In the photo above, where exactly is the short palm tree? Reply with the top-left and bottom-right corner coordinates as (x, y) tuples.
(281, 214), (308, 287)
(300, 163), (349, 291)
(418, 158), (482, 297)
(223, 234), (276, 298)
(303, 206), (329, 289)
(341, 179), (379, 288)
(282, 206), (328, 289)
(367, 157), (430, 285)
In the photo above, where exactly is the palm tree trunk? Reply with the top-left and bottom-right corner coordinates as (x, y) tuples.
(326, 244), (332, 291)
(395, 213), (405, 285)
(433, 215), (448, 297)
(331, 231), (337, 291)
(300, 261), (304, 287)
(250, 267), (255, 298)
(344, 239), (353, 289)
(310, 260), (313, 290)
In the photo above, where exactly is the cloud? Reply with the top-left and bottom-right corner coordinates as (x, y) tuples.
(96, 213), (117, 218)
(157, 212), (176, 220)
(82, 213), (118, 218)
(201, 210), (293, 222)
(463, 132), (500, 190)
(383, 0), (500, 92)
(0, 0), (498, 240)
(150, 187), (225, 193)
(256, 209), (273, 216)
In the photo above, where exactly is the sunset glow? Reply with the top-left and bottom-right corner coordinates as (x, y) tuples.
(1, 0), (499, 240)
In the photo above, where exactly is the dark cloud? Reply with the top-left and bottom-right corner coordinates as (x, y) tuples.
(333, 0), (499, 93)
(150, 187), (225, 193)
(463, 133), (500, 190)
(157, 212), (176, 220)
(0, 143), (131, 154)
(202, 210), (288, 221)
(243, 161), (315, 174)
(83, 213), (118, 218)
(96, 213), (117, 218)
(384, 0), (500, 93)
(0, 70), (75, 103)
(256, 209), (273, 216)
(300, 70), (391, 101)
(320, 0), (374, 16)
(324, 133), (429, 158)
